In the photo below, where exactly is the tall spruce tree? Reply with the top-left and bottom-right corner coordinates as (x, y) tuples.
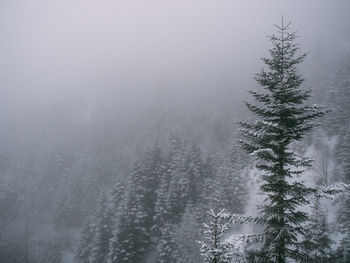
(239, 20), (327, 262)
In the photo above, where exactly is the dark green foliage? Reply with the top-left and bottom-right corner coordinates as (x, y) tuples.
(239, 20), (327, 262)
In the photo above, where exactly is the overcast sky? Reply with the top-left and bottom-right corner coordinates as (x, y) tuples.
(1, 0), (349, 118)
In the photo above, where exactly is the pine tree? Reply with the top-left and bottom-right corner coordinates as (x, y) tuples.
(335, 124), (350, 183)
(239, 20), (327, 262)
(111, 161), (151, 263)
(207, 159), (230, 211)
(154, 139), (182, 226)
(328, 60), (350, 262)
(107, 226), (120, 263)
(109, 176), (127, 213)
(325, 59), (350, 135)
(211, 147), (248, 214)
(173, 205), (202, 263)
(112, 144), (165, 263)
(198, 209), (233, 263)
(337, 192), (350, 262)
(107, 177), (128, 263)
(90, 194), (113, 263)
(167, 138), (189, 221)
(303, 197), (333, 262)
(186, 143), (203, 204)
(156, 222), (178, 263)
(75, 220), (94, 263)
(54, 176), (87, 228)
(200, 156), (218, 214)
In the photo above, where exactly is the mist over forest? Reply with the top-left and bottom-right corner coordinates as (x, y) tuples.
(1, 1), (350, 262)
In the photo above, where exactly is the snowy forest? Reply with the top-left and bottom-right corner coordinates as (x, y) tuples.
(1, 1), (350, 263)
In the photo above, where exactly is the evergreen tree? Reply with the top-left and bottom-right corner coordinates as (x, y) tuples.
(239, 20), (327, 262)
(211, 147), (248, 214)
(198, 209), (233, 263)
(167, 138), (189, 221)
(107, 178), (128, 263)
(154, 173), (171, 225)
(90, 194), (113, 263)
(54, 176), (88, 228)
(328, 60), (350, 262)
(337, 192), (350, 262)
(109, 176), (127, 213)
(154, 139), (181, 226)
(186, 143), (203, 204)
(112, 144), (164, 263)
(156, 222), (178, 263)
(200, 156), (218, 214)
(303, 197), (333, 262)
(230, 143), (249, 172)
(111, 161), (151, 263)
(207, 159), (229, 211)
(230, 145), (249, 214)
(335, 124), (350, 183)
(325, 59), (350, 135)
(75, 220), (94, 263)
(173, 205), (202, 263)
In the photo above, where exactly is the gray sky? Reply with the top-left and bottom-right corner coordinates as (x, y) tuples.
(1, 0), (349, 118)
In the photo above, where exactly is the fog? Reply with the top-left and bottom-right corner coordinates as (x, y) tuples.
(2, 1), (349, 104)
(1, 0), (349, 147)
(0, 1), (350, 262)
